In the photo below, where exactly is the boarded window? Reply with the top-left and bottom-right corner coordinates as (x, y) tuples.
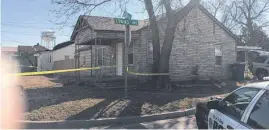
(215, 45), (222, 65)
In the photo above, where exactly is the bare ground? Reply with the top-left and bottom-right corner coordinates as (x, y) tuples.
(24, 77), (237, 121)
(18, 76), (58, 88)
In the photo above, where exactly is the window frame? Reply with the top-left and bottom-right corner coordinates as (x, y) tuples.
(218, 87), (262, 122)
(64, 55), (70, 60)
(215, 44), (223, 66)
(242, 89), (268, 124)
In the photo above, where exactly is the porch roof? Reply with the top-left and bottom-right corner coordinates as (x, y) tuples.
(77, 38), (123, 45)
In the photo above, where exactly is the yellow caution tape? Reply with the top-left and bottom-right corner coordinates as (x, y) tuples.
(15, 65), (169, 76)
(126, 67), (169, 76)
(16, 67), (100, 76)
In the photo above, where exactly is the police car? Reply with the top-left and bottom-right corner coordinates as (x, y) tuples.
(195, 81), (269, 129)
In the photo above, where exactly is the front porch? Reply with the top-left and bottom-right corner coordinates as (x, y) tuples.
(75, 37), (136, 78)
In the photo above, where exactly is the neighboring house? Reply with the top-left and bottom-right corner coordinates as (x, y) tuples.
(72, 4), (238, 81)
(37, 50), (53, 71)
(52, 41), (75, 61)
(1, 47), (18, 61)
(37, 41), (75, 72)
(18, 43), (49, 72)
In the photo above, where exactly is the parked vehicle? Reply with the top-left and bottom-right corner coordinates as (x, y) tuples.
(250, 56), (269, 80)
(195, 81), (269, 129)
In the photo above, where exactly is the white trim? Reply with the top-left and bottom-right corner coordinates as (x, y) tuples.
(241, 89), (266, 123)
(116, 43), (123, 76)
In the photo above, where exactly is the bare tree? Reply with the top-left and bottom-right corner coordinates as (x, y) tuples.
(201, 0), (238, 31)
(52, 0), (200, 89)
(229, 0), (269, 45)
(202, 0), (227, 17)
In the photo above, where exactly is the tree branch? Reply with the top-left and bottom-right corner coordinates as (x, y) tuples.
(174, 0), (200, 23)
(252, 1), (269, 19)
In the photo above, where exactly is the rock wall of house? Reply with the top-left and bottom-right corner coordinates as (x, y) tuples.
(138, 6), (236, 81)
(130, 27), (154, 81)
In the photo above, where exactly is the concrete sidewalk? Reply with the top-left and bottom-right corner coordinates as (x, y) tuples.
(90, 116), (197, 129)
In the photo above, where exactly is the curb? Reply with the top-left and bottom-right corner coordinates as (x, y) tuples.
(21, 108), (195, 129)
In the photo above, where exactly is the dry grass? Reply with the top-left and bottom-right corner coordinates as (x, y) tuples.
(24, 87), (231, 121)
(18, 76), (58, 88)
(21, 76), (236, 121)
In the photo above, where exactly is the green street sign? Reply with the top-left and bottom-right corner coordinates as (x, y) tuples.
(114, 18), (139, 26)
(123, 11), (132, 20)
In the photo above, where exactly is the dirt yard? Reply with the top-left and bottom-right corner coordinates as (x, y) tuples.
(18, 76), (58, 88)
(23, 76), (238, 121)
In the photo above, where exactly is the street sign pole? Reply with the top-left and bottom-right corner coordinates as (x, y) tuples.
(114, 11), (137, 99)
(124, 25), (130, 99)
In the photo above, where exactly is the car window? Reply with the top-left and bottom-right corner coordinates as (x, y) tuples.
(219, 88), (260, 120)
(255, 56), (268, 63)
(247, 90), (269, 129)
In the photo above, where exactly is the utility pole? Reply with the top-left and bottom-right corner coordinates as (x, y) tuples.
(124, 25), (130, 99)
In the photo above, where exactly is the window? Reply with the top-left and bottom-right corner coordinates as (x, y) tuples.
(215, 45), (222, 65)
(215, 56), (222, 65)
(255, 56), (267, 63)
(65, 55), (70, 60)
(49, 55), (52, 63)
(247, 91), (269, 129)
(148, 40), (153, 52)
(128, 43), (134, 64)
(96, 48), (104, 66)
(219, 88), (260, 120)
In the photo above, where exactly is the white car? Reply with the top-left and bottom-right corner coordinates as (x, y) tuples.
(250, 56), (269, 80)
(207, 81), (269, 129)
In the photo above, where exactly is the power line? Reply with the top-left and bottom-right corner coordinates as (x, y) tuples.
(2, 23), (57, 30)
(1, 21), (74, 25)
(1, 31), (71, 37)
(2, 36), (30, 44)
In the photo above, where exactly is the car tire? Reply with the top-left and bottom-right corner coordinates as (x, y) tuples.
(256, 69), (268, 80)
(196, 114), (207, 129)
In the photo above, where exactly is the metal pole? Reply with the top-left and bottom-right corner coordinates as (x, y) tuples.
(125, 25), (130, 99)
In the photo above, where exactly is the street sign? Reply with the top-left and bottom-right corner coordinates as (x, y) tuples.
(123, 11), (132, 20)
(114, 18), (139, 26)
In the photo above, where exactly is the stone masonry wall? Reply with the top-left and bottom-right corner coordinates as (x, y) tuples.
(137, 6), (236, 81)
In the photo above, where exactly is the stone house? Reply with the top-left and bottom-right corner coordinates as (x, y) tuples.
(71, 4), (238, 81)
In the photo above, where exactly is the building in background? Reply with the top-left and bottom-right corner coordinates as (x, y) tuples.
(52, 41), (75, 62)
(1, 47), (18, 61)
(37, 41), (75, 72)
(18, 43), (49, 72)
